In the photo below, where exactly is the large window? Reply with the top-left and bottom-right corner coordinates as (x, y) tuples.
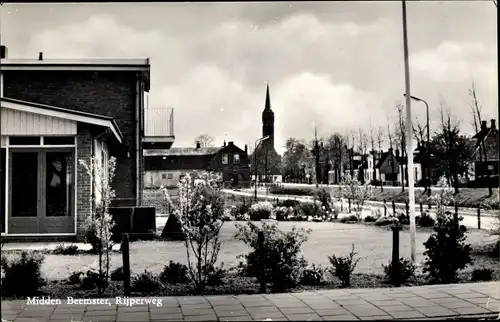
(1, 148), (5, 232)
(233, 153), (240, 164)
(222, 154), (228, 165)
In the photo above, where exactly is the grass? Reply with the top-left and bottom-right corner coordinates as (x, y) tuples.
(267, 185), (499, 210)
(2, 221), (497, 281)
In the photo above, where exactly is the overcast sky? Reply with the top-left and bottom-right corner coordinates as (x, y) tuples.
(1, 2), (497, 154)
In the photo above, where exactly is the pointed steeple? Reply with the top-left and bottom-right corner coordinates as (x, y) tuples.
(264, 83), (271, 111)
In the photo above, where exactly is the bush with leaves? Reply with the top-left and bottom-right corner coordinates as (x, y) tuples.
(162, 171), (225, 292)
(274, 206), (293, 221)
(235, 221), (310, 292)
(248, 201), (275, 221)
(110, 266), (124, 281)
(160, 261), (189, 284)
(417, 212), (436, 227)
(423, 211), (472, 284)
(338, 174), (372, 212)
(79, 156), (117, 296)
(296, 201), (323, 220)
(1, 251), (45, 297)
(383, 257), (416, 286)
(301, 264), (326, 286)
(340, 214), (359, 223)
(471, 267), (493, 282)
(131, 270), (161, 293)
(428, 176), (455, 219)
(328, 244), (360, 287)
(68, 271), (84, 285)
(53, 244), (79, 255)
(316, 188), (333, 211)
(375, 216), (399, 226)
(364, 215), (378, 223)
(206, 263), (226, 286)
(282, 199), (300, 208)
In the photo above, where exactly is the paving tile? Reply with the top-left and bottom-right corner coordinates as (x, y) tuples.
(84, 309), (117, 316)
(341, 306), (387, 317)
(306, 301), (342, 310)
(150, 312), (184, 320)
(335, 299), (370, 306)
(431, 297), (467, 304)
(387, 310), (426, 319)
(377, 305), (415, 312)
(366, 299), (403, 306)
(17, 310), (54, 318)
(177, 297), (209, 305)
(184, 315), (218, 321)
(415, 306), (458, 317)
(117, 306), (150, 312)
(359, 315), (392, 320)
(0, 314), (19, 321)
(452, 306), (492, 315)
(279, 306), (315, 315)
(322, 314), (359, 320)
(250, 312), (287, 320)
(183, 309), (216, 317)
(116, 312), (150, 321)
(83, 315), (117, 321)
(87, 305), (117, 311)
(284, 312), (323, 321)
(397, 298), (438, 308)
(50, 312), (85, 320)
(218, 315), (254, 321)
(241, 301), (276, 308)
(314, 308), (352, 317)
(439, 301), (478, 309)
(272, 301), (307, 308)
(180, 303), (213, 310)
(13, 319), (50, 322)
(245, 306), (281, 316)
(323, 295), (361, 301)
(150, 307), (182, 314)
(463, 296), (494, 304)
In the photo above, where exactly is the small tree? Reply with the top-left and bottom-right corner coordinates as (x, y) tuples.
(162, 171), (225, 292)
(79, 156), (117, 296)
(428, 176), (455, 219)
(423, 212), (472, 284)
(339, 174), (372, 213)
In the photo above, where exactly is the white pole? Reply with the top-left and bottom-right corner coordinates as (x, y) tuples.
(402, 0), (417, 263)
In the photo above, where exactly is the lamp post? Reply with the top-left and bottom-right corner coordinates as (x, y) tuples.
(254, 136), (270, 201)
(405, 94), (431, 196)
(402, 0), (417, 263)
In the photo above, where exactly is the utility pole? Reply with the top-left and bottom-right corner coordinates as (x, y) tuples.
(402, 0), (417, 263)
(313, 126), (320, 188)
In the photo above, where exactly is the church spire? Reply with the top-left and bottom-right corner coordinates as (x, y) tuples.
(264, 83), (271, 111)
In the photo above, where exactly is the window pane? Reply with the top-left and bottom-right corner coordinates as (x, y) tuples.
(46, 152), (72, 217)
(9, 136), (41, 145)
(43, 136), (75, 145)
(11, 152), (38, 217)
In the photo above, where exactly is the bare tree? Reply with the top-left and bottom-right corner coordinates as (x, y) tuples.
(412, 119), (426, 145)
(369, 122), (377, 184)
(469, 81), (493, 196)
(394, 104), (407, 191)
(194, 134), (215, 147)
(357, 128), (369, 183)
(376, 126), (385, 191)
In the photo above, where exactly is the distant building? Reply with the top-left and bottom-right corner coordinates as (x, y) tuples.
(374, 148), (423, 186)
(144, 141), (251, 188)
(472, 119), (498, 181)
(251, 84), (282, 182)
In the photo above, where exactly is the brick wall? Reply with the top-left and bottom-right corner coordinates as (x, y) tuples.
(76, 124), (92, 241)
(3, 70), (140, 206)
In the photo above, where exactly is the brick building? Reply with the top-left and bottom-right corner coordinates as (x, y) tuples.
(144, 141), (251, 188)
(0, 47), (173, 240)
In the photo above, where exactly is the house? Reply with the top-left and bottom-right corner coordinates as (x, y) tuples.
(472, 119), (498, 181)
(0, 46), (174, 240)
(375, 148), (422, 186)
(144, 141), (251, 188)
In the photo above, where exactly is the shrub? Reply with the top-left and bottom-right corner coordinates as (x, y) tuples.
(340, 214), (359, 223)
(396, 212), (409, 225)
(131, 270), (161, 293)
(248, 201), (275, 221)
(375, 216), (399, 226)
(235, 221), (310, 292)
(110, 266), (124, 281)
(338, 174), (372, 212)
(423, 211), (472, 284)
(68, 271), (84, 285)
(53, 244), (79, 255)
(269, 186), (314, 196)
(206, 263), (225, 286)
(418, 212), (436, 227)
(364, 215), (378, 223)
(316, 188), (333, 211)
(471, 268), (493, 282)
(383, 258), (416, 286)
(301, 264), (326, 286)
(1, 251), (45, 297)
(162, 171), (226, 292)
(274, 206), (293, 221)
(328, 244), (360, 287)
(235, 204), (250, 221)
(159, 261), (189, 284)
(282, 199), (300, 208)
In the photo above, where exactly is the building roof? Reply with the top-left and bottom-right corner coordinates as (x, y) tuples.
(144, 147), (221, 157)
(1, 97), (124, 143)
(1, 58), (151, 91)
(375, 151), (406, 168)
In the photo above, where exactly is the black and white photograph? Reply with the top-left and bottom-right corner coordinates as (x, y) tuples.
(0, 1), (498, 321)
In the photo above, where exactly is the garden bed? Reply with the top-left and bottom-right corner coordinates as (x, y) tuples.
(2, 258), (498, 300)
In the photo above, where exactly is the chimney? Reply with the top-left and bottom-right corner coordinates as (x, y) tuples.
(395, 149), (400, 158)
(228, 141), (234, 146)
(223, 140), (226, 147)
(195, 141), (201, 149)
(491, 119), (496, 130)
(244, 144), (248, 153)
(0, 45), (7, 59)
(38, 52), (43, 61)
(481, 120), (487, 131)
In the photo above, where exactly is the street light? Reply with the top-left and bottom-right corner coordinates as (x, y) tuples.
(404, 94), (431, 196)
(254, 136), (270, 201)
(402, 0), (417, 263)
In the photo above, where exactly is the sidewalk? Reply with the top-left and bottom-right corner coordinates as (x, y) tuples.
(2, 282), (499, 321)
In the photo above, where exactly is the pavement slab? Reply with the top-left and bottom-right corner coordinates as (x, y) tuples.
(2, 281), (499, 321)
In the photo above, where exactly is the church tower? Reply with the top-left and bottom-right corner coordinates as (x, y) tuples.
(262, 84), (275, 149)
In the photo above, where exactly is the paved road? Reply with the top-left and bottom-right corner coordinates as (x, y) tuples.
(223, 189), (497, 231)
(1, 282), (498, 321)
